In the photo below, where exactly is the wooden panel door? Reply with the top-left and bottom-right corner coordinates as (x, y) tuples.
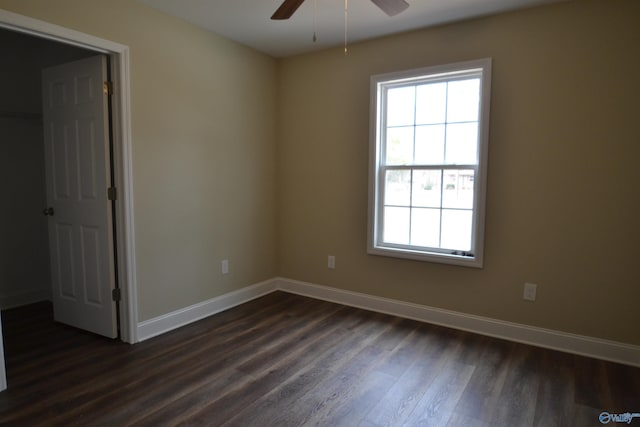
(42, 55), (117, 338)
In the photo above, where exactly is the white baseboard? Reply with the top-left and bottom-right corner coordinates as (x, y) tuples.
(274, 277), (640, 368)
(136, 279), (277, 341)
(136, 276), (640, 367)
(0, 288), (51, 310)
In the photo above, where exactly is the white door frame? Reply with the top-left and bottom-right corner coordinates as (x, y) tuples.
(0, 9), (139, 391)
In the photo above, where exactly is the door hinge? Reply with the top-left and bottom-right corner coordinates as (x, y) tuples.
(108, 187), (117, 201)
(112, 288), (121, 302)
(103, 81), (114, 95)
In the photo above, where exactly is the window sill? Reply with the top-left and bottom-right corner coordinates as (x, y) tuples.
(367, 245), (484, 268)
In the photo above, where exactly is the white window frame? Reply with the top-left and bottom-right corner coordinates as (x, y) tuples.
(368, 58), (492, 268)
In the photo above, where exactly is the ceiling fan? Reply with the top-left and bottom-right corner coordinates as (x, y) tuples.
(271, 0), (410, 20)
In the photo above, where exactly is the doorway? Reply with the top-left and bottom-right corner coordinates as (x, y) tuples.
(0, 9), (138, 391)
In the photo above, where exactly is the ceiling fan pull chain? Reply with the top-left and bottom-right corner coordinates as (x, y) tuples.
(344, 0), (349, 54)
(313, 0), (317, 42)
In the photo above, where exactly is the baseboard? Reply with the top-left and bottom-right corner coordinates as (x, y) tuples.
(135, 276), (640, 367)
(0, 288), (51, 310)
(274, 277), (640, 368)
(136, 278), (277, 341)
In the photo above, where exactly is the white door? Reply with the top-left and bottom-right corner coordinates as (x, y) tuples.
(42, 55), (118, 338)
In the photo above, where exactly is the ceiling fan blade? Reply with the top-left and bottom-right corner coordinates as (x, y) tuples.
(370, 0), (409, 17)
(271, 0), (306, 20)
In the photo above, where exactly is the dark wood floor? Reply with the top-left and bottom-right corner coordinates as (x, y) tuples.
(0, 292), (638, 426)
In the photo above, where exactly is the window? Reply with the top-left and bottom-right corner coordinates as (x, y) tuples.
(368, 59), (492, 267)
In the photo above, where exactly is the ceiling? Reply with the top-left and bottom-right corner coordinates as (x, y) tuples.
(137, 0), (565, 58)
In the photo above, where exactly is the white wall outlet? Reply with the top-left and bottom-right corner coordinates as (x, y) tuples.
(523, 282), (537, 301)
(328, 255), (335, 269)
(221, 259), (229, 275)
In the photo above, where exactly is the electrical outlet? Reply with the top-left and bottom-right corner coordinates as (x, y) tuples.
(221, 259), (229, 275)
(523, 282), (537, 301)
(328, 255), (335, 269)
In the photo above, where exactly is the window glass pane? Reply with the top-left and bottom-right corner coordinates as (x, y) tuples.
(441, 209), (472, 251)
(415, 125), (445, 164)
(445, 123), (478, 165)
(416, 82), (446, 124)
(385, 170), (411, 206)
(383, 206), (410, 245)
(446, 79), (480, 123)
(411, 208), (440, 248)
(442, 170), (475, 209)
(412, 170), (441, 208)
(386, 86), (415, 127)
(385, 126), (414, 165)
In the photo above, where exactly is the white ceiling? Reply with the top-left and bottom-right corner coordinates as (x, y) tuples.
(137, 0), (565, 58)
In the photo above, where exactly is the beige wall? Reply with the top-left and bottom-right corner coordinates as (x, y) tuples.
(0, 0), (278, 321)
(277, 0), (640, 345)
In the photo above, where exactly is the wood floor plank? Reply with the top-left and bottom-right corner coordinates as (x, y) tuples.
(402, 361), (475, 427)
(219, 310), (386, 427)
(313, 370), (397, 427)
(43, 296), (337, 425)
(1, 293), (309, 424)
(0, 291), (638, 426)
(373, 323), (435, 379)
(186, 313), (404, 426)
(363, 327), (460, 426)
(572, 404), (606, 427)
(292, 317), (415, 426)
(2, 292), (294, 397)
(445, 412), (492, 427)
(603, 360), (640, 411)
(532, 350), (575, 427)
(134, 305), (367, 426)
(453, 337), (513, 423)
(489, 345), (541, 427)
(573, 355), (614, 410)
